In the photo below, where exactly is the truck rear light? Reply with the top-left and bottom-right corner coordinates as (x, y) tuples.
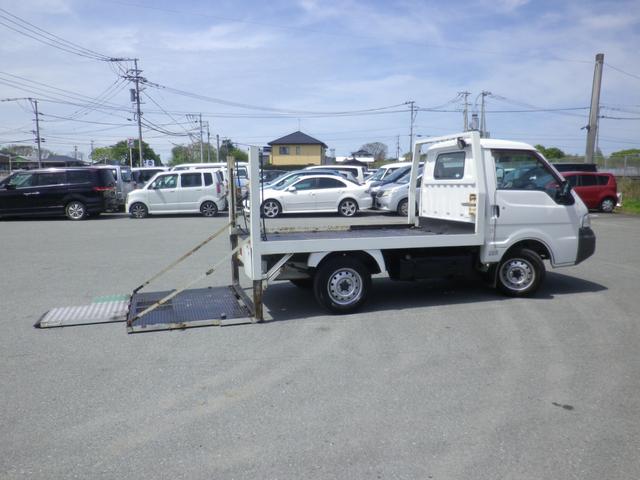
(93, 186), (115, 192)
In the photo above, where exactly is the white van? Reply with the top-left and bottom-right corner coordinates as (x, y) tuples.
(126, 169), (226, 218)
(171, 162), (248, 179)
(363, 161), (412, 187)
(304, 164), (366, 184)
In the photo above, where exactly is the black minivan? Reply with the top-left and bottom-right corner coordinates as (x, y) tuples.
(0, 168), (117, 220)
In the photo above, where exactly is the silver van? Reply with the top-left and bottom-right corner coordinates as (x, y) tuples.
(93, 165), (134, 209)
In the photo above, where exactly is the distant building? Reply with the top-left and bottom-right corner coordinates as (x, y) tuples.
(268, 131), (328, 166)
(335, 149), (375, 165)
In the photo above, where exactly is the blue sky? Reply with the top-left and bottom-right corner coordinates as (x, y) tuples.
(0, 0), (638, 162)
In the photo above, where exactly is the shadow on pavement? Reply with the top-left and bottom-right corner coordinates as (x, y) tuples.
(262, 271), (607, 323)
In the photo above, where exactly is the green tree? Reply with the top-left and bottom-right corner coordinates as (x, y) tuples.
(93, 140), (161, 167)
(219, 139), (248, 162)
(534, 144), (565, 159)
(169, 143), (217, 166)
(611, 148), (640, 158)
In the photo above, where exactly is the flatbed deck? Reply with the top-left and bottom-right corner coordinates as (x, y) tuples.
(249, 222), (481, 255)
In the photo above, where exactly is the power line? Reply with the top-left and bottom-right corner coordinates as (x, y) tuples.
(604, 62), (640, 81)
(0, 8), (112, 61)
(143, 78), (408, 115)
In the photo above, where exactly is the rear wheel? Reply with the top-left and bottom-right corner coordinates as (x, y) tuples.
(313, 256), (371, 313)
(497, 248), (545, 297)
(129, 202), (148, 219)
(65, 200), (87, 220)
(397, 198), (408, 216)
(200, 200), (218, 217)
(262, 199), (281, 218)
(599, 197), (616, 213)
(338, 198), (358, 217)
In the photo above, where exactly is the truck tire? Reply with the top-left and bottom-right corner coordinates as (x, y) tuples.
(313, 256), (371, 313)
(65, 200), (87, 220)
(497, 248), (545, 297)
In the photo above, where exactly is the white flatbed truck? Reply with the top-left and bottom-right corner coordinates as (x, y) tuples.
(38, 131), (594, 331)
(106, 131), (591, 332)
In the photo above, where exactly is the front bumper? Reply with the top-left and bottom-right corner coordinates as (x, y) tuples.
(576, 226), (596, 264)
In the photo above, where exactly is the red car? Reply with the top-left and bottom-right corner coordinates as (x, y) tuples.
(562, 171), (619, 213)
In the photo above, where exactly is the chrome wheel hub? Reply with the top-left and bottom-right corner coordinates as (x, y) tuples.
(500, 259), (534, 291)
(327, 268), (362, 305)
(341, 201), (356, 216)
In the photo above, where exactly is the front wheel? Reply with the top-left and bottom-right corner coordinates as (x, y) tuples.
(129, 202), (148, 219)
(496, 248), (545, 297)
(65, 200), (87, 220)
(599, 197), (616, 213)
(200, 200), (218, 217)
(314, 256), (371, 313)
(338, 199), (358, 217)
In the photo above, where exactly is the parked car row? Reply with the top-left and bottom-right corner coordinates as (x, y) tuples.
(0, 160), (622, 220)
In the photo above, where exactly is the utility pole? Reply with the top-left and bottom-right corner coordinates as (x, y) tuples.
(199, 113), (204, 163)
(459, 91), (471, 131)
(74, 145), (78, 160)
(90, 140), (94, 164)
(125, 59), (144, 167)
(585, 53), (604, 164)
(407, 100), (417, 159)
(205, 121), (211, 163)
(396, 135), (400, 161)
(30, 98), (42, 168)
(479, 91), (491, 138)
(216, 134), (220, 163)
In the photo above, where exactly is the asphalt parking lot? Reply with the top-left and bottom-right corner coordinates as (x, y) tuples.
(1, 212), (639, 479)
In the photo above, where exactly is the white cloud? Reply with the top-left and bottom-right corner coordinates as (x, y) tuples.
(161, 24), (276, 52)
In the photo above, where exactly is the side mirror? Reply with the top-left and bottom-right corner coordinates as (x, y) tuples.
(286, 186), (297, 192)
(556, 181), (574, 205)
(5, 184), (16, 190)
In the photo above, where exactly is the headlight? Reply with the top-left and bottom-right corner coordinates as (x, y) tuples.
(581, 214), (591, 228)
(380, 190), (390, 197)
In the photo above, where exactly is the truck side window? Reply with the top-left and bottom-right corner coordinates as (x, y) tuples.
(434, 152), (465, 179)
(494, 150), (561, 198)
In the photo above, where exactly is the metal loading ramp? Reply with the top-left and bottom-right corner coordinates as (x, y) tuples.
(127, 286), (253, 333)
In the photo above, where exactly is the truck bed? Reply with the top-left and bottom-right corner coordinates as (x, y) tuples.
(249, 222), (482, 255)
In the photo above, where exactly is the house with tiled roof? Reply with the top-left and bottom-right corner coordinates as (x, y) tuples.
(267, 131), (327, 166)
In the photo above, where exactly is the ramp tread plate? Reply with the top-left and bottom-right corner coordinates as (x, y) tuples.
(127, 286), (251, 332)
(38, 300), (129, 328)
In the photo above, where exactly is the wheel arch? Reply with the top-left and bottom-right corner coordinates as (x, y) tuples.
(503, 238), (552, 263)
(308, 250), (384, 275)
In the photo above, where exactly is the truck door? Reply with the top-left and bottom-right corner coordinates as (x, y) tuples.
(490, 149), (581, 265)
(420, 147), (479, 234)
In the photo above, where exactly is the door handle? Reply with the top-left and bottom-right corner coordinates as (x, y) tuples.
(493, 205), (500, 217)
(24, 192), (40, 196)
